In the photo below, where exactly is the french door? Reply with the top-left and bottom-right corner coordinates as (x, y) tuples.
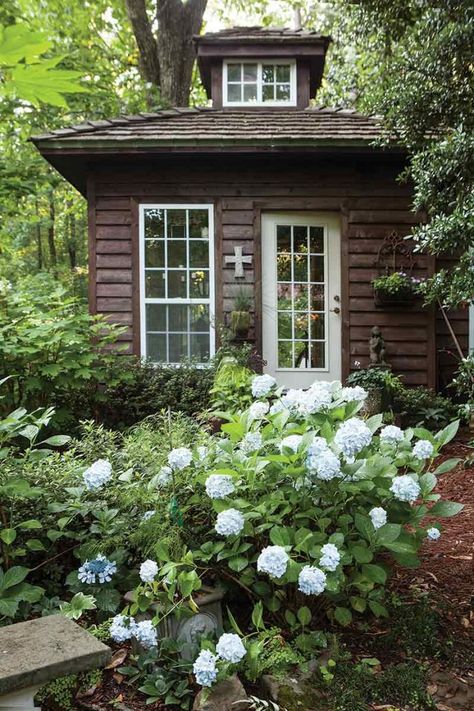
(262, 212), (341, 388)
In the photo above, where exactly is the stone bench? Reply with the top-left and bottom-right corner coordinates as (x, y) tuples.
(0, 615), (111, 711)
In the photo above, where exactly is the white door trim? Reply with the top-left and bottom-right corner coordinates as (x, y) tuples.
(261, 211), (342, 388)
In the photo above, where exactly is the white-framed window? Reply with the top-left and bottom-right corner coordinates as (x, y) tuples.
(139, 204), (215, 365)
(223, 59), (296, 107)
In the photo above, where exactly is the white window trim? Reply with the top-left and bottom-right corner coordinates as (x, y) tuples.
(139, 203), (215, 366)
(223, 59), (297, 107)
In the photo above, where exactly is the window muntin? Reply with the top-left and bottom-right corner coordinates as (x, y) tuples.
(223, 60), (296, 106)
(140, 205), (215, 365)
(275, 223), (328, 370)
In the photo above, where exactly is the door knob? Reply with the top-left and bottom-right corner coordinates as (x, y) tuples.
(330, 307), (341, 314)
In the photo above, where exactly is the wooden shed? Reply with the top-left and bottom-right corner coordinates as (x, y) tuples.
(32, 26), (468, 390)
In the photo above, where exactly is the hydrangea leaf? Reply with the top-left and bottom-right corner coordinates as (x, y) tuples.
(429, 500), (464, 517)
(334, 606), (352, 626)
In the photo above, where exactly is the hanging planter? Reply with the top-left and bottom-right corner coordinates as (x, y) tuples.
(372, 272), (423, 309)
(230, 290), (252, 339)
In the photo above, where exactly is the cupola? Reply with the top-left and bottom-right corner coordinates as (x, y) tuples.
(194, 27), (331, 110)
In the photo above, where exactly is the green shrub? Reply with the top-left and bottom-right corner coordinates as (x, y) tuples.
(346, 367), (403, 395)
(392, 386), (461, 429)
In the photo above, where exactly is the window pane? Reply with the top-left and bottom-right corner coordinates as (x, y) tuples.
(243, 63), (257, 81)
(167, 209), (186, 238)
(144, 208), (164, 239)
(295, 341), (310, 368)
(228, 84), (241, 102)
(294, 284), (308, 311)
(146, 271), (165, 298)
(277, 225), (291, 253)
(262, 85), (275, 102)
(310, 313), (325, 340)
(243, 84), (257, 102)
(227, 64), (241, 82)
(168, 270), (187, 298)
(147, 333), (166, 362)
(146, 304), (166, 331)
(276, 65), (290, 82)
(189, 270), (209, 298)
(294, 312), (309, 339)
(262, 65), (274, 83)
(167, 240), (186, 268)
(190, 304), (210, 331)
(190, 334), (210, 361)
(310, 284), (325, 310)
(189, 241), (209, 267)
(276, 84), (291, 101)
(189, 210), (209, 238)
(277, 283), (292, 310)
(169, 333), (187, 363)
(278, 341), (292, 368)
(293, 253), (307, 281)
(293, 226), (308, 253)
(278, 312), (292, 339)
(145, 240), (164, 268)
(309, 255), (324, 282)
(277, 253), (291, 281)
(310, 341), (325, 368)
(309, 226), (324, 252)
(168, 304), (188, 332)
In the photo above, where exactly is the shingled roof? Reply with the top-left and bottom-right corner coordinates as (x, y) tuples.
(194, 26), (329, 43)
(31, 107), (382, 149)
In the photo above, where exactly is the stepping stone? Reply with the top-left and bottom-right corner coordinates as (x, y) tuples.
(0, 615), (111, 710)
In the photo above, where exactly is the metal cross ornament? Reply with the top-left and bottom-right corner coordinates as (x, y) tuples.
(225, 245), (252, 278)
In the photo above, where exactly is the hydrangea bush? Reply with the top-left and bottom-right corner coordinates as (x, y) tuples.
(122, 377), (462, 690)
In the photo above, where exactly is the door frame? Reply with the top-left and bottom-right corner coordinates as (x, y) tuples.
(253, 199), (350, 381)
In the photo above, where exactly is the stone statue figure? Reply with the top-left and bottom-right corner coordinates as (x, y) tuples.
(176, 612), (219, 660)
(369, 326), (387, 367)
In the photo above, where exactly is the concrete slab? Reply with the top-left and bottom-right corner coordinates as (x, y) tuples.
(0, 615), (111, 695)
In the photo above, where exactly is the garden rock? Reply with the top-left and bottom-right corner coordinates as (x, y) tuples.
(260, 671), (326, 710)
(192, 674), (248, 711)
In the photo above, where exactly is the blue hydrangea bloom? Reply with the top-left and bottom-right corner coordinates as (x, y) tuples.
(215, 508), (244, 537)
(390, 475), (421, 502)
(319, 543), (340, 571)
(257, 545), (289, 578)
(133, 620), (158, 649)
(427, 527), (441, 541)
(369, 507), (387, 529)
(298, 566), (327, 595)
(83, 459), (112, 491)
(412, 439), (434, 460)
(78, 555), (117, 585)
(308, 449), (342, 481)
(251, 374), (276, 398)
(168, 447), (193, 470)
(205, 474), (235, 499)
(240, 431), (263, 453)
(193, 649), (218, 687)
(216, 633), (247, 663)
(248, 401), (269, 420)
(334, 418), (372, 462)
(380, 425), (404, 444)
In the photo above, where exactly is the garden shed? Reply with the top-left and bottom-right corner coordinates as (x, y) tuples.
(32, 26), (468, 390)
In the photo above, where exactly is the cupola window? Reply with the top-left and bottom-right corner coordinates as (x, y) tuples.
(223, 60), (296, 107)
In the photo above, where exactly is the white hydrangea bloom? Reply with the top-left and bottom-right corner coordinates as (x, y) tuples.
(390, 475), (421, 502)
(110, 614), (134, 643)
(426, 527), (441, 541)
(380, 425), (404, 444)
(215, 508), (244, 537)
(340, 386), (368, 403)
(205, 474), (235, 499)
(334, 417), (372, 462)
(240, 431), (263, 453)
(133, 620), (158, 648)
(168, 447), (193, 470)
(193, 649), (218, 687)
(248, 401), (270, 420)
(303, 381), (334, 414)
(279, 434), (303, 453)
(281, 388), (307, 415)
(369, 507), (387, 529)
(83, 459), (112, 491)
(139, 559), (159, 583)
(319, 543), (340, 571)
(269, 399), (285, 415)
(257, 545), (289, 578)
(141, 510), (155, 522)
(412, 439), (434, 460)
(155, 465), (172, 487)
(197, 446), (209, 461)
(251, 374), (276, 398)
(216, 633), (247, 663)
(298, 566), (327, 595)
(308, 449), (342, 481)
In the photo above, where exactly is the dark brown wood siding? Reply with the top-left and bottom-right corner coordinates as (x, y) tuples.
(88, 154), (468, 388)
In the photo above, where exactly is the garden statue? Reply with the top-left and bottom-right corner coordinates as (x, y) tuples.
(369, 326), (388, 367)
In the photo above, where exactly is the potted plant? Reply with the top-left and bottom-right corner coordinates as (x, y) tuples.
(230, 290), (252, 338)
(372, 271), (423, 307)
(346, 367), (403, 416)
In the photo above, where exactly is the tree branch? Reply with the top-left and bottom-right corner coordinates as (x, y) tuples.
(124, 0), (161, 87)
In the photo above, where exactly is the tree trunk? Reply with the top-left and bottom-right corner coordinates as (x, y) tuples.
(124, 0), (207, 107)
(47, 194), (57, 269)
(35, 198), (43, 270)
(68, 211), (77, 269)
